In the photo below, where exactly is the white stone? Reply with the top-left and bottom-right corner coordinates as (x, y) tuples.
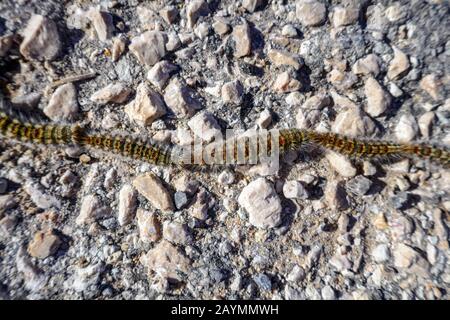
(321, 285), (336, 300)
(125, 83), (166, 126)
(147, 60), (178, 90)
(325, 180), (348, 210)
(44, 83), (78, 121)
(129, 31), (167, 67)
(418, 111), (435, 139)
(76, 194), (110, 225)
(218, 170), (235, 185)
(232, 22), (252, 58)
(372, 244), (390, 263)
(90, 83), (132, 105)
(164, 78), (202, 118)
(268, 49), (303, 70)
(286, 265), (305, 282)
(283, 180), (309, 200)
(352, 54), (380, 76)
(212, 19), (230, 36)
(238, 178), (282, 229)
(133, 173), (174, 212)
(256, 109), (272, 129)
(395, 114), (418, 143)
(20, 15), (61, 61)
(242, 0), (266, 12)
(117, 184), (137, 226)
(332, 6), (359, 27)
(282, 25), (298, 37)
(387, 47), (410, 80)
(187, 112), (221, 142)
(87, 8), (114, 42)
(332, 107), (377, 137)
(273, 71), (302, 93)
(141, 240), (190, 282)
(136, 209), (161, 243)
(364, 76), (391, 117)
(325, 152), (357, 177)
(296, 0), (327, 27)
(162, 221), (192, 245)
(186, 0), (210, 29)
(222, 80), (244, 104)
(419, 74), (441, 101)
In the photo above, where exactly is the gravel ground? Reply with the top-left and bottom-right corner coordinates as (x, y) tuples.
(0, 0), (449, 300)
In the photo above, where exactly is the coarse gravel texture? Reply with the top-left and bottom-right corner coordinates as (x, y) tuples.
(0, 0), (449, 300)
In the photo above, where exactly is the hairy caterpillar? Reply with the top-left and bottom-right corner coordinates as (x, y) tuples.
(0, 111), (449, 168)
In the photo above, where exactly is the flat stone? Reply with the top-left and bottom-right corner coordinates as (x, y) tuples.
(28, 230), (61, 259)
(129, 31), (167, 67)
(87, 8), (114, 42)
(186, 0), (210, 29)
(164, 78), (202, 118)
(162, 221), (192, 245)
(133, 173), (174, 212)
(268, 49), (303, 70)
(221, 80), (244, 104)
(90, 83), (132, 105)
(125, 83), (166, 126)
(238, 178), (282, 229)
(147, 60), (178, 90)
(44, 83), (78, 121)
(141, 240), (190, 282)
(387, 46), (410, 80)
(117, 184), (137, 226)
(136, 209), (161, 243)
(187, 111), (221, 142)
(232, 22), (252, 58)
(395, 114), (418, 143)
(20, 15), (61, 61)
(364, 76), (391, 117)
(301, 94), (330, 109)
(296, 0), (327, 27)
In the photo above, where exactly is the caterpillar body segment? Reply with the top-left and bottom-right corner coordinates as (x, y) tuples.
(80, 133), (173, 165)
(1, 111), (449, 168)
(0, 112), (80, 145)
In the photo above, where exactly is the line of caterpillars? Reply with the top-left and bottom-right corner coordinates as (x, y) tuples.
(1, 112), (449, 168)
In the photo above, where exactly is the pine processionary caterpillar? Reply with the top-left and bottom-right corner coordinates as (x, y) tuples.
(1, 112), (449, 168)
